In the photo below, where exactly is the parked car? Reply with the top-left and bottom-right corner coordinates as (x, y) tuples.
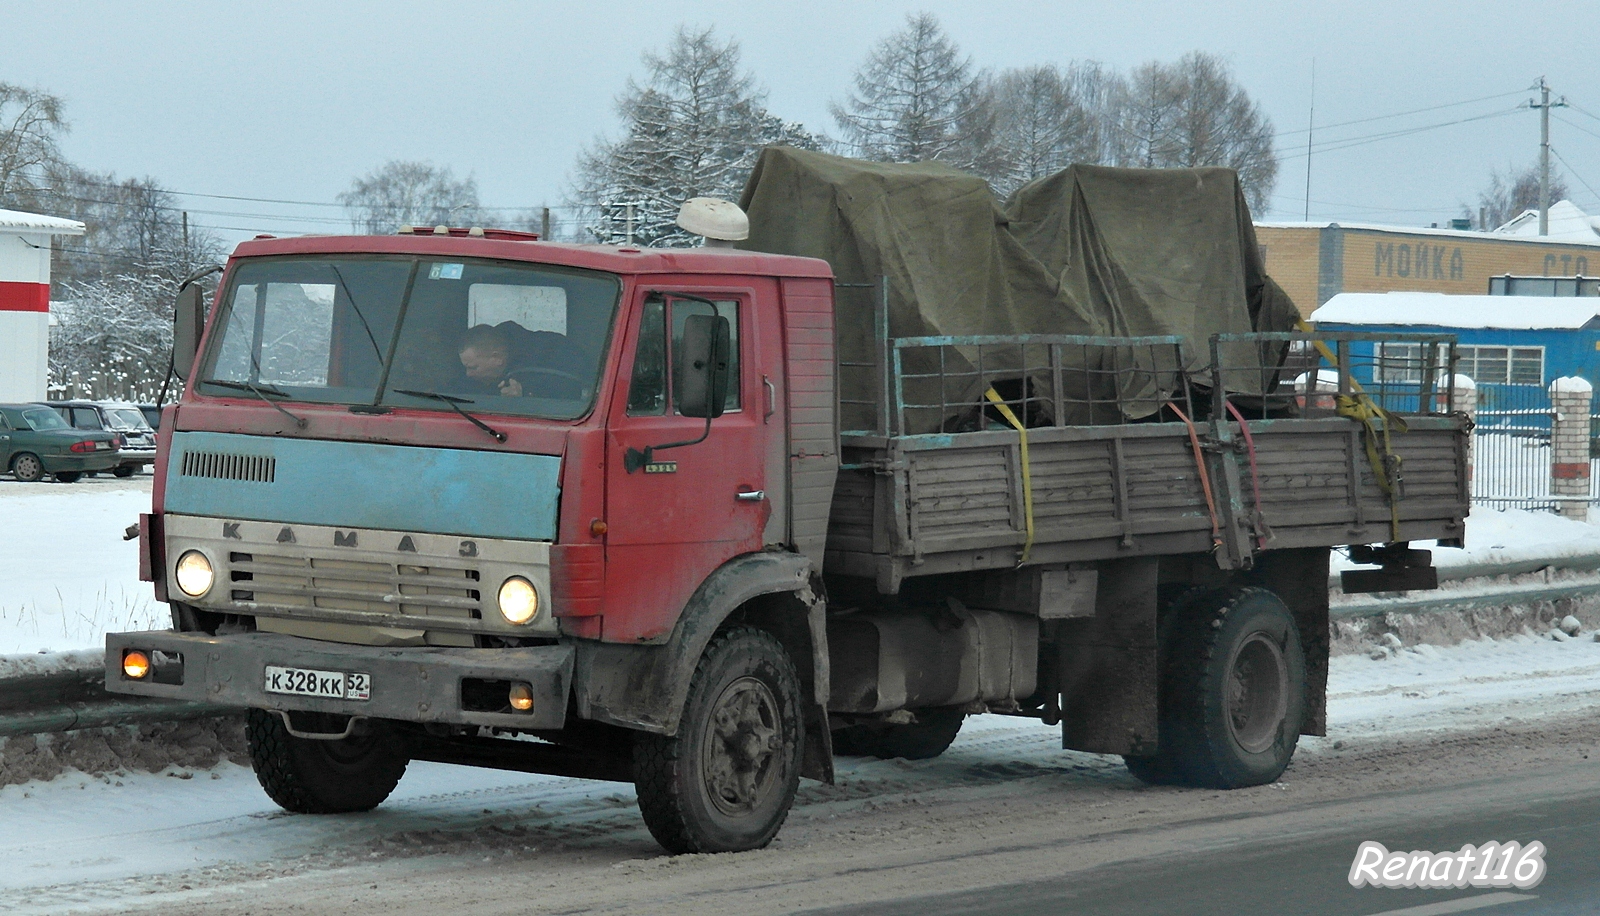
(47, 400), (157, 477)
(137, 404), (162, 430)
(0, 403), (121, 482)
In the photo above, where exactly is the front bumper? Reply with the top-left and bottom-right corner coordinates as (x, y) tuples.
(116, 448), (156, 469)
(105, 630), (573, 730)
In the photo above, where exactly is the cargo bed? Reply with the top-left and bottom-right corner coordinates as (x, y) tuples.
(823, 331), (1470, 592)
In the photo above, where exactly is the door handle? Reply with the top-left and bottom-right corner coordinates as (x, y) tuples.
(736, 489), (766, 502)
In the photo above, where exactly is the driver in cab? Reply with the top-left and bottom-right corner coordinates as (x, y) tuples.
(456, 324), (526, 397)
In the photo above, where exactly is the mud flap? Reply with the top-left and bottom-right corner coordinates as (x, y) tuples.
(1057, 557), (1159, 756)
(1248, 548), (1330, 737)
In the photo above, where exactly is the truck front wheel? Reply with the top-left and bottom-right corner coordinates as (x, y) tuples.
(634, 626), (804, 854)
(1124, 587), (1304, 789)
(245, 709), (409, 813)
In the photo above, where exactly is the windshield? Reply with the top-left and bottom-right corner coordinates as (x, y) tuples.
(22, 408), (68, 431)
(199, 256), (621, 420)
(109, 408), (151, 431)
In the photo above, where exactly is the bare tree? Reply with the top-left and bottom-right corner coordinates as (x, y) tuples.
(572, 25), (822, 247)
(337, 161), (482, 234)
(0, 83), (68, 204)
(1106, 53), (1277, 212)
(830, 13), (979, 165)
(982, 64), (1102, 197)
(1475, 164), (1570, 230)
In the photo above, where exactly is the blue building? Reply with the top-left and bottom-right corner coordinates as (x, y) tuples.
(1311, 292), (1600, 390)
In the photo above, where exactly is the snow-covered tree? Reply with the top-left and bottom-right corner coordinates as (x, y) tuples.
(337, 161), (483, 234)
(572, 26), (822, 247)
(49, 272), (182, 402)
(830, 13), (980, 165)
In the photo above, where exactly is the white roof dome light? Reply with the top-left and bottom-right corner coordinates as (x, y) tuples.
(676, 197), (749, 248)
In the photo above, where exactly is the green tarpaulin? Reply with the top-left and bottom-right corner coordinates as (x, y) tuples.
(737, 146), (1300, 433)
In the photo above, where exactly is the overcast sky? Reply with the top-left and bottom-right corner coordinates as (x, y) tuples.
(5, 0), (1598, 247)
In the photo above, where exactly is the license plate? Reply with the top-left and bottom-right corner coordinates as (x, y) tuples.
(264, 665), (370, 701)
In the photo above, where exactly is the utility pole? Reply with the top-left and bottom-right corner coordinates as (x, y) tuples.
(1529, 77), (1568, 236)
(182, 211), (189, 251)
(540, 206), (551, 241)
(1304, 59), (1315, 222)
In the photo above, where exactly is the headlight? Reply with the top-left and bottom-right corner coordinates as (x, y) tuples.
(497, 576), (539, 625)
(174, 550), (214, 598)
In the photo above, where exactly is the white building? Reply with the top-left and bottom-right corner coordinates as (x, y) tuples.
(0, 209), (86, 402)
(1495, 200), (1600, 245)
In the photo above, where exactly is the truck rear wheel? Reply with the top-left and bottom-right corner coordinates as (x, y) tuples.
(1124, 587), (1304, 789)
(832, 707), (965, 760)
(633, 627), (804, 854)
(245, 709), (409, 813)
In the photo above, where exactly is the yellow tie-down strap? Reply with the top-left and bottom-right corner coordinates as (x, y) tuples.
(985, 388), (1034, 565)
(1297, 320), (1408, 541)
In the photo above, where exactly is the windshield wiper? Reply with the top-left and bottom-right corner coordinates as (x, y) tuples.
(204, 379), (308, 429)
(392, 389), (507, 443)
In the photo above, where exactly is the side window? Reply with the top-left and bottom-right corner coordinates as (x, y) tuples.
(72, 408), (103, 430)
(627, 298), (667, 416)
(625, 296), (741, 416)
(670, 298), (740, 414)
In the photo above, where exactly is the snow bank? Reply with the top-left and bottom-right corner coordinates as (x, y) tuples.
(0, 482), (158, 656)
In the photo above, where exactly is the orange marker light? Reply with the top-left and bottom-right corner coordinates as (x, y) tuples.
(122, 650), (151, 679)
(589, 519), (608, 537)
(508, 682), (534, 711)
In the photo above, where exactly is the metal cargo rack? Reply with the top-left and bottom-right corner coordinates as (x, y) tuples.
(825, 324), (1471, 593)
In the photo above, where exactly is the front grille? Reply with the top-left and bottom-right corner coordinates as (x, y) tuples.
(181, 451), (276, 483)
(228, 550), (481, 618)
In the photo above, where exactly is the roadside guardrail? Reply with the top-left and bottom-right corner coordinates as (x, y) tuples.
(0, 664), (235, 738)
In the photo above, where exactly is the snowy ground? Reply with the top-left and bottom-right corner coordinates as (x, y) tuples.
(0, 476), (159, 657)
(1, 629), (1597, 914)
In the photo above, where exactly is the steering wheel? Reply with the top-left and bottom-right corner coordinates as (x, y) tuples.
(506, 366), (588, 398)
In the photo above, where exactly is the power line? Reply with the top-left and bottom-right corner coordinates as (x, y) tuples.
(1553, 113), (1600, 143)
(1549, 146), (1600, 208)
(1273, 108), (1523, 162)
(1268, 88), (1526, 140)
(9, 167), (583, 214)
(1568, 101), (1600, 124)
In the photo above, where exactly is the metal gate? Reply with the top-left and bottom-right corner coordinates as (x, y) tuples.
(1472, 382), (1557, 510)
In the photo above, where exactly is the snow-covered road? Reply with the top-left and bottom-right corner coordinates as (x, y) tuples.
(3, 630), (1598, 914)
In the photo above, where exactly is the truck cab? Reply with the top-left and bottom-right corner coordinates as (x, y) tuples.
(112, 230), (839, 853)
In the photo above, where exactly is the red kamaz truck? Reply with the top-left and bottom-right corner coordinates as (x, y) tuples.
(107, 152), (1469, 854)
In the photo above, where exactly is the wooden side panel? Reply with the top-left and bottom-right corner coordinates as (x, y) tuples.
(823, 416), (1469, 585)
(781, 278), (839, 567)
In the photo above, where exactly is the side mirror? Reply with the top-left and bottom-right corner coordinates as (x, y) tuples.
(172, 283), (207, 381)
(676, 313), (730, 419)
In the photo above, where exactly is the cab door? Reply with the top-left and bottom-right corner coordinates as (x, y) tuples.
(602, 289), (770, 642)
